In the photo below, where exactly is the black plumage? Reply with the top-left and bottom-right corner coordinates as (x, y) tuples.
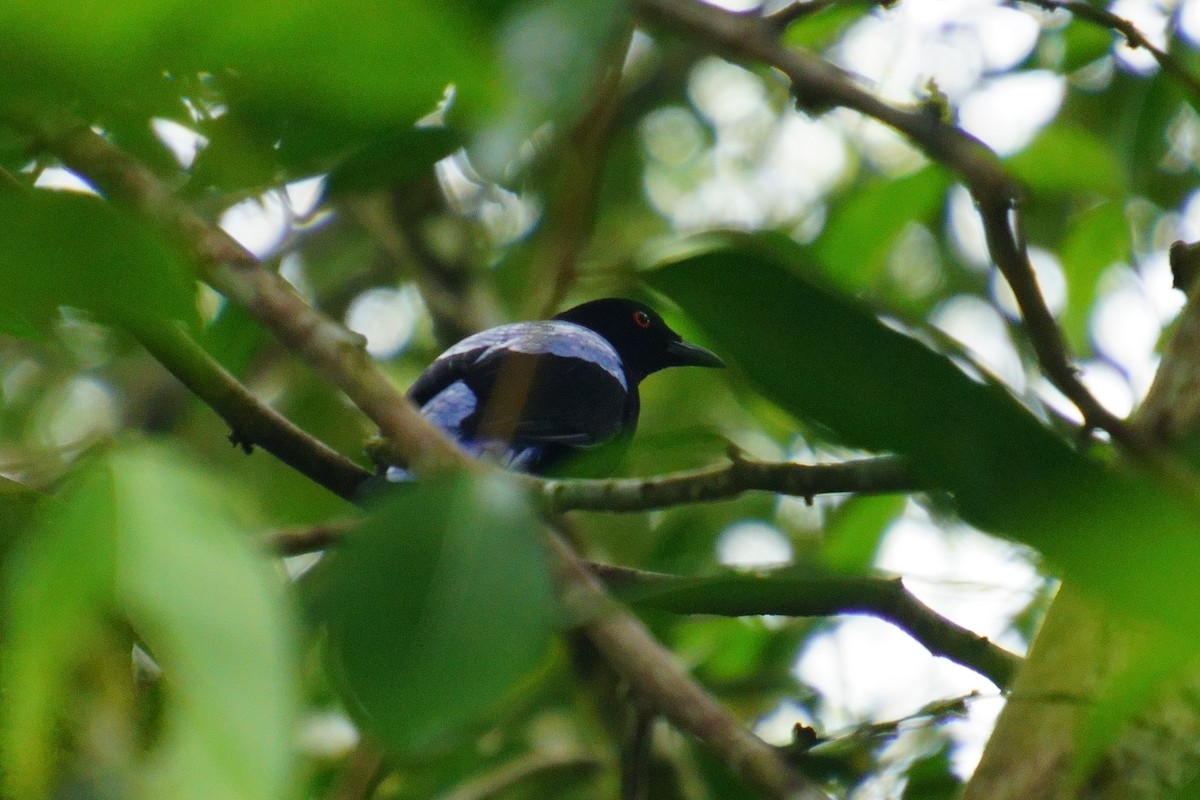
(390, 298), (723, 478)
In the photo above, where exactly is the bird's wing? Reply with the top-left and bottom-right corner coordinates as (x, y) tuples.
(408, 321), (630, 449)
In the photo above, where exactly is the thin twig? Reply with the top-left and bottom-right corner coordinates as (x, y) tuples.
(532, 454), (919, 513)
(328, 739), (387, 800)
(434, 749), (602, 800)
(1021, 0), (1200, 103)
(620, 708), (655, 800)
(592, 563), (1022, 690)
(533, 26), (636, 317)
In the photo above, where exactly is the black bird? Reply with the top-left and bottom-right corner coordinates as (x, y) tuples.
(387, 298), (723, 479)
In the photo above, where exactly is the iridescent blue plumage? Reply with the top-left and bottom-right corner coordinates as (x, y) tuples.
(384, 298), (723, 480)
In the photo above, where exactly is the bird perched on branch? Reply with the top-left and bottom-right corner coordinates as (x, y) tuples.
(386, 298), (724, 480)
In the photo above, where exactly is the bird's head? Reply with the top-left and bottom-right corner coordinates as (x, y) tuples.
(554, 298), (724, 383)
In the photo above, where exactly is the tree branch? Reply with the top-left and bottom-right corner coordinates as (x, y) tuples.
(547, 533), (829, 800)
(592, 563), (1021, 690)
(8, 108), (826, 799)
(269, 521), (1019, 689)
(532, 453), (919, 512)
(631, 0), (1147, 456)
(10, 108), (467, 475)
(1020, 0), (1200, 103)
(133, 321), (371, 501)
(434, 748), (602, 800)
(531, 26), (635, 317)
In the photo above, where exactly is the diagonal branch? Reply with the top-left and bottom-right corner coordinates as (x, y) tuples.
(12, 108), (467, 475)
(631, 0), (1147, 456)
(547, 533), (830, 800)
(1020, 0), (1200, 103)
(133, 321), (371, 501)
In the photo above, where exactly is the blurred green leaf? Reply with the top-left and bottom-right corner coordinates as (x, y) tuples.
(322, 472), (557, 756)
(0, 0), (497, 122)
(784, 4), (872, 52)
(0, 189), (196, 336)
(1007, 123), (1124, 197)
(1, 441), (296, 800)
(1059, 201), (1130, 349)
(471, 0), (631, 179)
(821, 495), (906, 573)
(814, 166), (950, 292)
(1059, 21), (1114, 73)
(900, 741), (960, 800)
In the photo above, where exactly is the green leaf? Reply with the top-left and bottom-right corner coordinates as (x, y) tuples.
(1059, 201), (1130, 349)
(0, 190), (196, 336)
(783, 4), (872, 52)
(901, 741), (960, 800)
(471, 0), (631, 178)
(1006, 123), (1124, 197)
(814, 166), (951, 291)
(1, 442), (296, 800)
(821, 495), (906, 573)
(322, 472), (557, 756)
(0, 0), (497, 127)
(1059, 20), (1114, 73)
(648, 232), (1077, 520)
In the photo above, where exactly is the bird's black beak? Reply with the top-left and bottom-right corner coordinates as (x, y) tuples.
(665, 339), (725, 369)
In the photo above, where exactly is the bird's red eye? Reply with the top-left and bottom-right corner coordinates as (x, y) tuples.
(632, 310), (651, 329)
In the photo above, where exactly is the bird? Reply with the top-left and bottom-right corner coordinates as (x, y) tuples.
(385, 297), (724, 480)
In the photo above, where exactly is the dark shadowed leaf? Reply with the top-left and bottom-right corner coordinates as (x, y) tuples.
(322, 472), (557, 756)
(0, 442), (296, 800)
(325, 127), (464, 198)
(646, 233), (1200, 634)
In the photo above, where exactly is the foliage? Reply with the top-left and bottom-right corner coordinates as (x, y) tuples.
(2, 0), (1200, 798)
